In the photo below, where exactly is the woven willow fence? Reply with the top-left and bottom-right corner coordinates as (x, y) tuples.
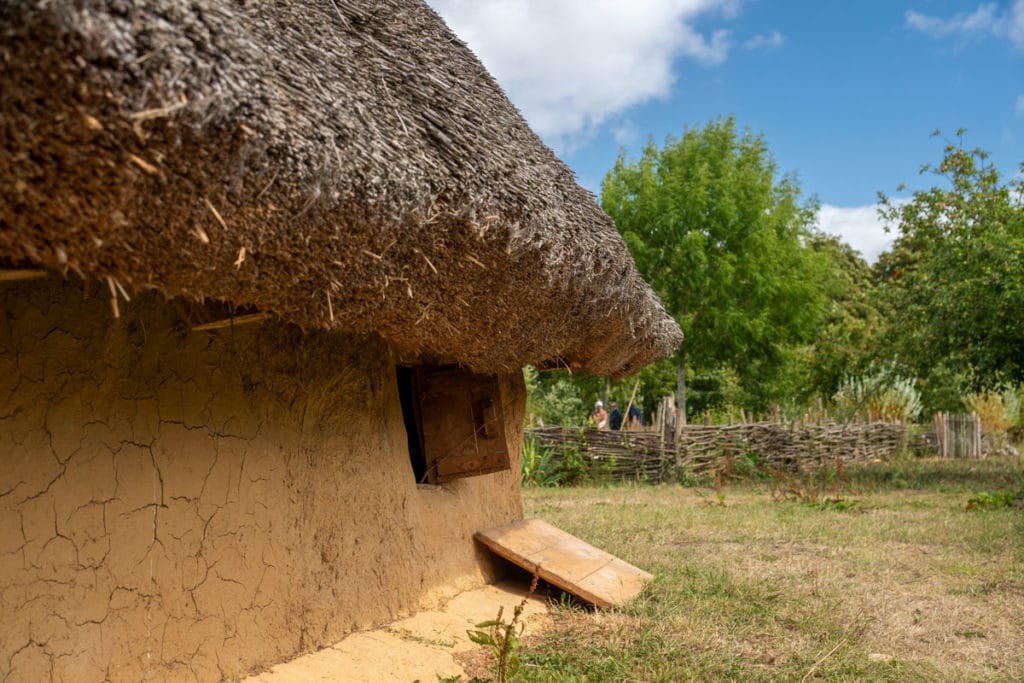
(525, 421), (910, 484)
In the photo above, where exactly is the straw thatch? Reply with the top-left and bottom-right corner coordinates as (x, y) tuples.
(0, 0), (682, 378)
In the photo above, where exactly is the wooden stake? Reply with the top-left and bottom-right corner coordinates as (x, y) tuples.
(203, 197), (228, 230)
(191, 312), (269, 331)
(0, 269), (47, 282)
(106, 277), (120, 319)
(623, 379), (641, 432)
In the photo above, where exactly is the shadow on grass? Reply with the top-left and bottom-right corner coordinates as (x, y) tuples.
(843, 456), (1023, 494)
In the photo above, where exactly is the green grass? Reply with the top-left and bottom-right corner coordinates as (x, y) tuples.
(480, 456), (1024, 682)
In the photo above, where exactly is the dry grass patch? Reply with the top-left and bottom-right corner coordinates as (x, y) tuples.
(504, 457), (1024, 682)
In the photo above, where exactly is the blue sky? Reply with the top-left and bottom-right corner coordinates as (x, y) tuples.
(429, 1), (1024, 262)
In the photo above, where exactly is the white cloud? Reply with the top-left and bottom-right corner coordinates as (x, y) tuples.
(1006, 0), (1024, 46)
(612, 121), (640, 146)
(905, 4), (998, 37)
(817, 203), (896, 264)
(743, 30), (785, 51)
(1017, 94), (1024, 116)
(906, 1), (1024, 49)
(427, 0), (747, 148)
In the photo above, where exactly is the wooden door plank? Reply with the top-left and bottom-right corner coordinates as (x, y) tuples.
(476, 517), (568, 557)
(475, 518), (653, 609)
(575, 557), (652, 606)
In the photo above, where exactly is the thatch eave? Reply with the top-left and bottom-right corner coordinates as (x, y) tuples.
(0, 0), (682, 378)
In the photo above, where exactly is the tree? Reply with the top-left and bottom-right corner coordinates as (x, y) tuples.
(802, 233), (881, 401)
(601, 117), (829, 417)
(523, 366), (585, 427)
(876, 132), (1024, 399)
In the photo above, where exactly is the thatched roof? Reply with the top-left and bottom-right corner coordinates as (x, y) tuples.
(0, 0), (682, 378)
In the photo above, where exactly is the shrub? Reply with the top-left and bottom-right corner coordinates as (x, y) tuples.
(520, 434), (591, 487)
(964, 385), (1023, 451)
(833, 371), (922, 422)
(523, 366), (585, 427)
(966, 487), (1024, 511)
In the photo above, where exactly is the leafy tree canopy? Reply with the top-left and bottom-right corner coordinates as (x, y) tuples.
(876, 132), (1024, 397)
(601, 116), (831, 415)
(801, 233), (882, 400)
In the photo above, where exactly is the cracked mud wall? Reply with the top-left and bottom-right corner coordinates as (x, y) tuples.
(0, 276), (525, 682)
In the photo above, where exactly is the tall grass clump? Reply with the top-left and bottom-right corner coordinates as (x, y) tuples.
(521, 435), (590, 487)
(833, 370), (922, 422)
(964, 385), (1023, 451)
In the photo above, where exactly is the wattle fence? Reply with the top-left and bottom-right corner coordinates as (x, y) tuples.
(525, 420), (911, 484)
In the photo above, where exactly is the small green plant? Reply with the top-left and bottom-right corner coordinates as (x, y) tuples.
(676, 469), (703, 487)
(966, 489), (1024, 511)
(556, 440), (591, 486)
(521, 433), (596, 487)
(521, 436), (556, 487)
(965, 468), (1024, 510)
(466, 573), (539, 683)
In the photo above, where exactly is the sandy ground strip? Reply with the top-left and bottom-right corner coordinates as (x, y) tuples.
(246, 580), (550, 682)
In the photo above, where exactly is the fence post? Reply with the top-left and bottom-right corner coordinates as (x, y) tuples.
(658, 399), (667, 478)
(973, 412), (982, 459)
(673, 402), (684, 479)
(943, 412), (949, 458)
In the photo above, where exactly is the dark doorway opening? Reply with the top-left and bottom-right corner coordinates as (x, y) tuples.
(396, 365), (428, 483)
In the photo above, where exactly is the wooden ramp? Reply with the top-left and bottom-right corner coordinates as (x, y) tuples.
(475, 518), (652, 608)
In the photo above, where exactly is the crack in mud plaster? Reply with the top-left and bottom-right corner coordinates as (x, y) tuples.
(2, 281), (526, 681)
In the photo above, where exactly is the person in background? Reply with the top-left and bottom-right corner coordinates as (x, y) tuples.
(627, 402), (644, 429)
(590, 400), (608, 429)
(607, 401), (623, 430)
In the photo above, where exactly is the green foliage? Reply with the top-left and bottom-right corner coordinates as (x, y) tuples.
(520, 437), (559, 487)
(875, 133), (1024, 401)
(964, 389), (1009, 433)
(915, 361), (971, 414)
(966, 470), (1024, 510)
(520, 435), (596, 488)
(832, 370), (922, 422)
(466, 610), (524, 683)
(964, 385), (1023, 451)
(601, 116), (832, 415)
(465, 576), (539, 683)
(1003, 386), (1023, 429)
(523, 363), (673, 430)
(964, 385), (1022, 430)
(523, 366), (585, 427)
(803, 234), (882, 400)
